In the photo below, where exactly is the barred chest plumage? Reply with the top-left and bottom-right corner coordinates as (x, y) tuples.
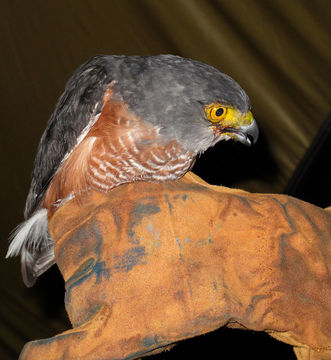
(88, 136), (194, 190)
(43, 92), (194, 216)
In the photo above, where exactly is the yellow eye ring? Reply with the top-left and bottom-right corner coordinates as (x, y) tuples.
(206, 104), (227, 123)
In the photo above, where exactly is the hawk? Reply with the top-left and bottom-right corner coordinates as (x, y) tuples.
(7, 55), (258, 287)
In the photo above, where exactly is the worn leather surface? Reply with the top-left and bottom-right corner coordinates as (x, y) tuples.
(19, 172), (331, 360)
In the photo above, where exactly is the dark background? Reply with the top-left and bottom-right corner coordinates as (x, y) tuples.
(1, 1), (330, 359)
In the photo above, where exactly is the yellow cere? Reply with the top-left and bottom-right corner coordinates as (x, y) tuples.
(205, 103), (253, 129)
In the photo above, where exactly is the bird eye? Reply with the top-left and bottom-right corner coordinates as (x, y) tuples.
(206, 104), (227, 123)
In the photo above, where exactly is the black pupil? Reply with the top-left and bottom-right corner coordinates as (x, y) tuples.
(215, 108), (224, 117)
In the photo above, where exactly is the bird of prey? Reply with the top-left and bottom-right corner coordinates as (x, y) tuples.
(7, 55), (258, 287)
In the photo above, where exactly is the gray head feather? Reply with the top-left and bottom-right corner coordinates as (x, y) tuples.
(110, 55), (250, 153)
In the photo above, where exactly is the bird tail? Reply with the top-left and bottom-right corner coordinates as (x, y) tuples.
(6, 208), (55, 287)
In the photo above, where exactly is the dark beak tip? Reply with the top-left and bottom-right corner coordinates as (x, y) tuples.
(247, 120), (259, 146)
(249, 134), (258, 146)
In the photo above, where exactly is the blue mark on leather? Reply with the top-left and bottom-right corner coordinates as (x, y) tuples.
(128, 199), (161, 244)
(142, 335), (164, 348)
(64, 220), (111, 303)
(113, 246), (146, 272)
(175, 237), (184, 263)
(165, 194), (173, 214)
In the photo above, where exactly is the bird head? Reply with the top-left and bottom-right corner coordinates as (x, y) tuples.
(111, 55), (258, 155)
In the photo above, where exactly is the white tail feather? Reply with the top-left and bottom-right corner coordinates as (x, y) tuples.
(7, 209), (49, 257)
(7, 208), (55, 287)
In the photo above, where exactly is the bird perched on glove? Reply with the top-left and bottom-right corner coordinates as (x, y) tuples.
(7, 54), (258, 287)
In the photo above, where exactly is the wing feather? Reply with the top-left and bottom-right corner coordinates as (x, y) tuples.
(8, 55), (117, 286)
(24, 55), (114, 218)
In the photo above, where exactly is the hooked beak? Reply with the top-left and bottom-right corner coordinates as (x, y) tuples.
(213, 110), (259, 147)
(227, 118), (259, 146)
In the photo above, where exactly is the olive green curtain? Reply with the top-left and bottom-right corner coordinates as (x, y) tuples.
(0, 1), (330, 358)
